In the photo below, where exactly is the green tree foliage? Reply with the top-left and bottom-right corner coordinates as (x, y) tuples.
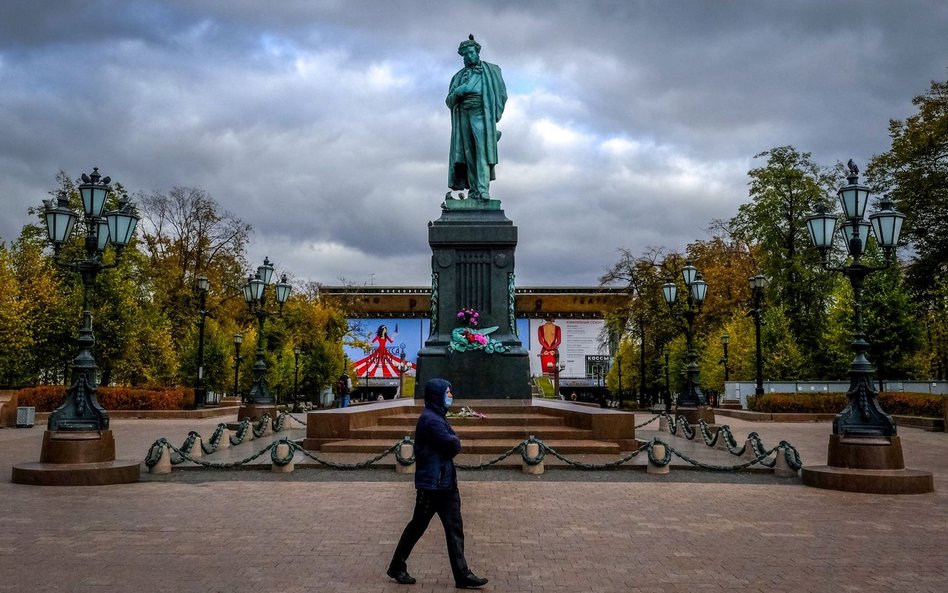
(867, 78), (948, 295)
(729, 146), (842, 376)
(867, 76), (948, 379)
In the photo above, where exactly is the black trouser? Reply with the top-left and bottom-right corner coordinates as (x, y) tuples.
(390, 488), (469, 581)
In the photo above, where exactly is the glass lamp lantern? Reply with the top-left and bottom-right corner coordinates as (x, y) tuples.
(257, 257), (275, 286)
(837, 173), (871, 221)
(78, 167), (111, 218)
(691, 274), (708, 304)
(840, 219), (872, 257)
(43, 193), (78, 245)
(662, 281), (678, 305)
(681, 261), (698, 286)
(105, 198), (140, 248)
(275, 273), (291, 305)
(806, 206), (838, 251)
(869, 195), (905, 250)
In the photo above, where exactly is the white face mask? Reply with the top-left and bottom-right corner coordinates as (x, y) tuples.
(444, 388), (453, 407)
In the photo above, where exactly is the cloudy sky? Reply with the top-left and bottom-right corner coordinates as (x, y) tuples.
(1, 1), (944, 287)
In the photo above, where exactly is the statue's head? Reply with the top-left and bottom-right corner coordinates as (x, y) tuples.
(458, 34), (481, 66)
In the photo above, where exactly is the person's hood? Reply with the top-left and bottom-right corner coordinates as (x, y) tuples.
(423, 378), (452, 416)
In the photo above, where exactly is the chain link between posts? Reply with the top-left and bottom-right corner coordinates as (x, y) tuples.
(142, 409), (802, 473)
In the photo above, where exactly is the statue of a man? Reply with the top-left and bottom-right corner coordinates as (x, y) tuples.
(446, 35), (507, 201)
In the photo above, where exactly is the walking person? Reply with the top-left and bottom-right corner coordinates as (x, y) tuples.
(335, 373), (351, 408)
(387, 378), (488, 588)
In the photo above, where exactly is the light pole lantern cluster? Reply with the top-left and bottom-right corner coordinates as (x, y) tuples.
(41, 168), (140, 431)
(242, 257), (291, 406)
(805, 161), (905, 437)
(662, 260), (709, 408)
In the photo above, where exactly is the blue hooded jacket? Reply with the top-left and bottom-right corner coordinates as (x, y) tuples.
(414, 378), (462, 490)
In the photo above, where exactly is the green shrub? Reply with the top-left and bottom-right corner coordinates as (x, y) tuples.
(17, 385), (195, 412)
(749, 391), (944, 417)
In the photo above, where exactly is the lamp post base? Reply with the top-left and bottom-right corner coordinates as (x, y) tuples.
(801, 435), (934, 494)
(11, 430), (139, 486)
(674, 405), (715, 425)
(237, 404), (277, 423)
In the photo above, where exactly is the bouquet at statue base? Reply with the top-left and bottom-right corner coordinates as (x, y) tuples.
(449, 309), (509, 354)
(446, 406), (488, 419)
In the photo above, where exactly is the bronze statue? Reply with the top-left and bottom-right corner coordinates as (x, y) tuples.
(446, 35), (507, 201)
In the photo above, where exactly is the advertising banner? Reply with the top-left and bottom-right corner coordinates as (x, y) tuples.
(527, 318), (608, 378)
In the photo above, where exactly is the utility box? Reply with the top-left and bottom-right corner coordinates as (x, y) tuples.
(16, 406), (35, 428)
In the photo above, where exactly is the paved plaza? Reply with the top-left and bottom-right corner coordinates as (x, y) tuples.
(0, 413), (945, 593)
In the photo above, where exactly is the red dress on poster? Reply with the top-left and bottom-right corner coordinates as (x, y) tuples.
(352, 324), (416, 378)
(538, 320), (562, 374)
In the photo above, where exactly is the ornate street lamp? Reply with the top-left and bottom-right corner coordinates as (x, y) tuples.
(661, 261), (709, 409)
(41, 168), (139, 432)
(804, 162), (904, 437)
(292, 346), (302, 413)
(242, 258), (291, 407)
(193, 275), (210, 409)
(748, 274), (768, 399)
(801, 160), (931, 494)
(13, 168), (140, 485)
(233, 333), (244, 403)
(663, 347), (671, 413)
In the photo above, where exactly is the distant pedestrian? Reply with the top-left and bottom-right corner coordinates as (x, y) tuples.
(387, 378), (488, 588)
(335, 374), (351, 408)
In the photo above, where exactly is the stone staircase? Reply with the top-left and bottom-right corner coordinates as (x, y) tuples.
(306, 400), (637, 455)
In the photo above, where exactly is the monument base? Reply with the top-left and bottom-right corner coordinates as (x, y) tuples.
(415, 349), (531, 399)
(11, 430), (139, 486)
(801, 434), (934, 494)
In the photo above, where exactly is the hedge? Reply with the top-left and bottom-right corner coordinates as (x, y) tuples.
(16, 385), (195, 412)
(748, 391), (944, 417)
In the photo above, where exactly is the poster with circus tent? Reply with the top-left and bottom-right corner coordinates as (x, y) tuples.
(346, 319), (423, 379)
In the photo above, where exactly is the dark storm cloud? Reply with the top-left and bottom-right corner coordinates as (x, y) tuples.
(0, 1), (944, 287)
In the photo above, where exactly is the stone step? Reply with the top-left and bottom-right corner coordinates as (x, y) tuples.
(375, 413), (566, 427)
(319, 438), (621, 455)
(350, 425), (594, 440)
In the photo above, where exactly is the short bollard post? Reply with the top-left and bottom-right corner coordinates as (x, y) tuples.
(396, 442), (415, 474)
(271, 442), (295, 473)
(217, 430), (230, 449)
(522, 442), (544, 475)
(149, 445), (172, 474)
(773, 446), (797, 478)
(659, 416), (669, 432)
(741, 439), (758, 462)
(190, 437), (203, 459)
(647, 443), (670, 475)
(714, 431), (729, 451)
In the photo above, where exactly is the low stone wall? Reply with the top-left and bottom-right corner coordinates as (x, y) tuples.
(532, 399), (637, 446)
(304, 398), (417, 448)
(715, 408), (944, 431)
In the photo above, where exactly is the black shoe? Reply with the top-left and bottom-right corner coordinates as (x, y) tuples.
(455, 573), (488, 588)
(386, 568), (416, 585)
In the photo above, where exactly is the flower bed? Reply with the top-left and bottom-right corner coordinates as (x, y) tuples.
(748, 391), (944, 417)
(16, 385), (195, 412)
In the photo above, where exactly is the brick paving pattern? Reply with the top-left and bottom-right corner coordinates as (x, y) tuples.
(0, 414), (946, 593)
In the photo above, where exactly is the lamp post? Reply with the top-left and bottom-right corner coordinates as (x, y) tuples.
(242, 258), (291, 407)
(41, 168), (140, 431)
(292, 346), (301, 412)
(748, 274), (768, 399)
(616, 355), (623, 407)
(13, 168), (141, 486)
(661, 260), (709, 408)
(233, 333), (244, 403)
(800, 160), (932, 494)
(395, 344), (411, 399)
(804, 162), (904, 438)
(663, 347), (671, 413)
(719, 333), (729, 407)
(193, 275), (210, 409)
